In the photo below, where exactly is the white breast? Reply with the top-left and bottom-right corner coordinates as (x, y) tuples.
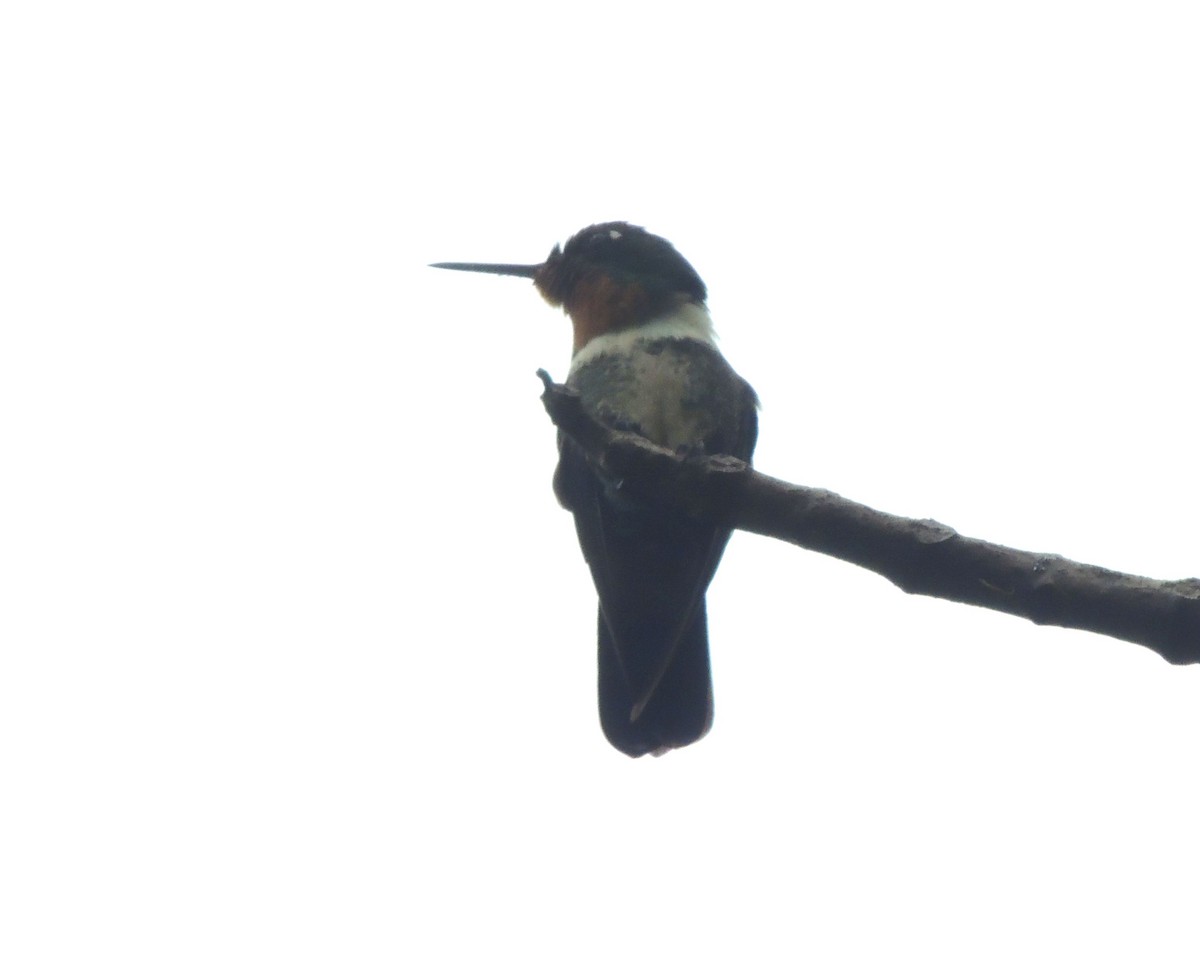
(569, 301), (716, 374)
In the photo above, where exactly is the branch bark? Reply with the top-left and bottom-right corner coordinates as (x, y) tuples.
(538, 370), (1200, 665)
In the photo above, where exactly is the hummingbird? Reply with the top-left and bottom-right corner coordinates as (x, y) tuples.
(432, 222), (758, 756)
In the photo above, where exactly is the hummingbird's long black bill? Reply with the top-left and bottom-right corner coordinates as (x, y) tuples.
(429, 261), (541, 278)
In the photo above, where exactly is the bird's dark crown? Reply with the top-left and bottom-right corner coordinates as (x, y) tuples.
(534, 222), (707, 309)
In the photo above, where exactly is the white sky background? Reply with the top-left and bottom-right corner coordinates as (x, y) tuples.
(3, 1), (1198, 950)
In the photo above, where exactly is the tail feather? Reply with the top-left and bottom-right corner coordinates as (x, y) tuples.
(597, 601), (714, 757)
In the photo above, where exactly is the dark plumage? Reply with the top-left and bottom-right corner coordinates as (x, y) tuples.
(554, 339), (757, 756)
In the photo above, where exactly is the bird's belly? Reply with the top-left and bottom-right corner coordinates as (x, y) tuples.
(570, 347), (709, 451)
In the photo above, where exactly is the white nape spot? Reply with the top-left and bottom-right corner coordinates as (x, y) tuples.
(608, 230), (622, 240)
(570, 301), (717, 372)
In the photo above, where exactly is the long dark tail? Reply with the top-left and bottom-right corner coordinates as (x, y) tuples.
(597, 601), (714, 757)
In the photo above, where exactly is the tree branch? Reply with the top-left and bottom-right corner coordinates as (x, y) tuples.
(538, 370), (1200, 665)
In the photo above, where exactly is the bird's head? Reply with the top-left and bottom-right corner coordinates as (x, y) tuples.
(432, 222), (707, 353)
